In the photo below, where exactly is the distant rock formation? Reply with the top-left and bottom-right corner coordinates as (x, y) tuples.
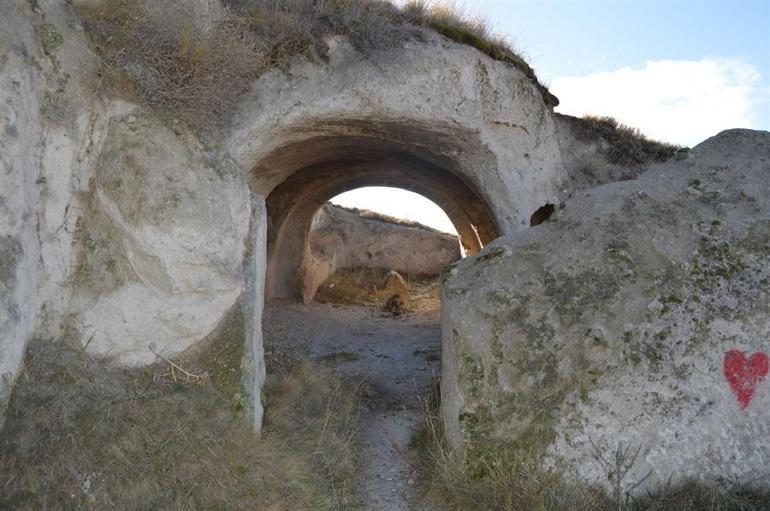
(303, 205), (459, 303)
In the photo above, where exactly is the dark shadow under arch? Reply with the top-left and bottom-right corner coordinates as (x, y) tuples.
(256, 133), (501, 302)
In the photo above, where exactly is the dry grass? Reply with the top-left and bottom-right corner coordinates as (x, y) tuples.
(80, 1), (271, 129)
(402, 0), (558, 106)
(315, 267), (440, 312)
(412, 383), (608, 511)
(412, 384), (770, 511)
(77, 0), (555, 131)
(0, 334), (361, 510)
(567, 114), (681, 166)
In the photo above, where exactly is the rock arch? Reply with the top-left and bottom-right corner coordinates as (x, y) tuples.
(257, 128), (500, 302)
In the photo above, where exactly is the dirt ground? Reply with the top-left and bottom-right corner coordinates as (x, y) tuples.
(264, 299), (442, 511)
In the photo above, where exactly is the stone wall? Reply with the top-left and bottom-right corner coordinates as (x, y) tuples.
(441, 129), (770, 493)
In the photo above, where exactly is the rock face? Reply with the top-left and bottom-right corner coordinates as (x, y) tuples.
(70, 109), (250, 365)
(0, 2), (41, 424)
(303, 204), (459, 302)
(0, 0), (264, 425)
(441, 129), (770, 493)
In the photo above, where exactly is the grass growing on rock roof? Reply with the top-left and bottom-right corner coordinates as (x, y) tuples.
(331, 203), (446, 233)
(77, 0), (556, 131)
(565, 114), (682, 166)
(402, 0), (559, 106)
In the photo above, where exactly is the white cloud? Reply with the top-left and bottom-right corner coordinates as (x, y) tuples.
(550, 58), (763, 147)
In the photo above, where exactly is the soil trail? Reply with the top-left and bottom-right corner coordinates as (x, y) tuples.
(264, 302), (441, 511)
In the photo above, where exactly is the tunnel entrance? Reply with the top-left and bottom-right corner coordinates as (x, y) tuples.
(252, 126), (503, 507)
(262, 185), (462, 508)
(259, 132), (501, 303)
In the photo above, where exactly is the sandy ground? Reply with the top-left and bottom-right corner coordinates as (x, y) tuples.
(264, 301), (441, 511)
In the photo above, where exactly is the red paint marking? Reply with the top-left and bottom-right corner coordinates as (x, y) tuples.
(723, 350), (769, 409)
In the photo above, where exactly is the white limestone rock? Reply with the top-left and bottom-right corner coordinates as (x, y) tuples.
(71, 111), (250, 365)
(441, 129), (770, 493)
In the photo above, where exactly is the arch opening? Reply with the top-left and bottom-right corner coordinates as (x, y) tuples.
(258, 133), (501, 303)
(307, 187), (462, 307)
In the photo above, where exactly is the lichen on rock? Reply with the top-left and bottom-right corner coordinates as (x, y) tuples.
(441, 129), (770, 494)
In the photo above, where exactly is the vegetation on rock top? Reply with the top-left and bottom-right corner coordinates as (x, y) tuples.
(77, 0), (557, 131)
(565, 114), (682, 166)
(330, 202), (450, 234)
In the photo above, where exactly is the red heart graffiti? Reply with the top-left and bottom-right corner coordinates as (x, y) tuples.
(723, 350), (769, 409)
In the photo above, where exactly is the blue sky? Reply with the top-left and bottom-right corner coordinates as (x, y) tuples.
(334, 0), (770, 233)
(472, 0), (770, 145)
(489, 0), (769, 88)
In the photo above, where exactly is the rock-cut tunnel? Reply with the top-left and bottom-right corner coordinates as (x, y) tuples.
(256, 128), (501, 303)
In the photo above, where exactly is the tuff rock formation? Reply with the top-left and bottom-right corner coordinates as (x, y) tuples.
(303, 204), (460, 302)
(441, 129), (770, 493)
(1, 2), (767, 496)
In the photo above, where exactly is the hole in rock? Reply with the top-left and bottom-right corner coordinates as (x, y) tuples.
(530, 203), (555, 226)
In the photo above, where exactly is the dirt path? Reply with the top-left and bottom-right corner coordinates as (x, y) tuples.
(264, 302), (441, 511)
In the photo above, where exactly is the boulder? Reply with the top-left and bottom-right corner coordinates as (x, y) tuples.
(382, 270), (409, 299)
(441, 129), (770, 493)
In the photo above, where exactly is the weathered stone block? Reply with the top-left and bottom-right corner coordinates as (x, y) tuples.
(441, 129), (770, 492)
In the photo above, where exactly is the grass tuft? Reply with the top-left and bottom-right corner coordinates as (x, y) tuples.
(412, 382), (608, 510)
(403, 0), (558, 106)
(0, 336), (361, 510)
(568, 114), (682, 166)
(412, 382), (770, 511)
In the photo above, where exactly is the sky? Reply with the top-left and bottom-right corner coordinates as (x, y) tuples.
(333, 0), (770, 233)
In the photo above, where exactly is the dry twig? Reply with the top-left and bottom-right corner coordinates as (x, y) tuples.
(149, 342), (209, 385)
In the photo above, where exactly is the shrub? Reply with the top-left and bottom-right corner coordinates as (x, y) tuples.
(570, 114), (681, 166)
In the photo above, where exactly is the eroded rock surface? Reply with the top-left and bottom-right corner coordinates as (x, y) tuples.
(441, 129), (770, 492)
(70, 110), (250, 365)
(1, 0), (767, 501)
(304, 204), (460, 301)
